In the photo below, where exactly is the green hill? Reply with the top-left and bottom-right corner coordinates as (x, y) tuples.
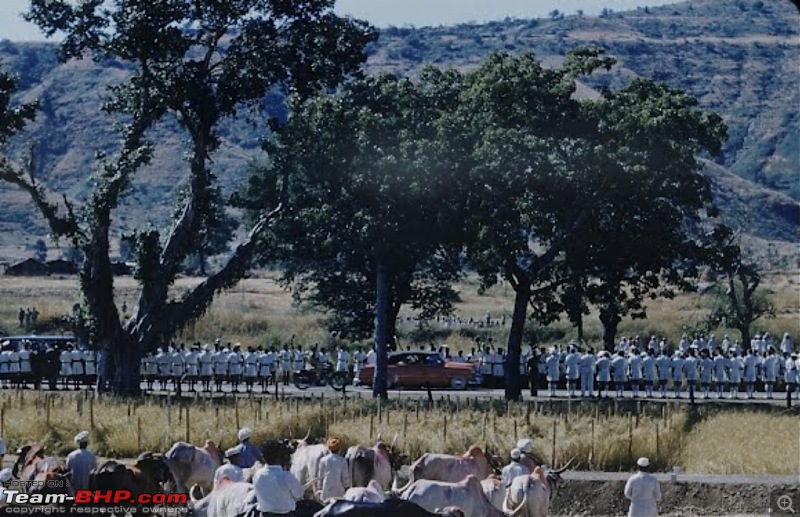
(0, 0), (797, 261)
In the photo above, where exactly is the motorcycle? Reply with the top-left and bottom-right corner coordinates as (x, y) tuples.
(294, 363), (349, 391)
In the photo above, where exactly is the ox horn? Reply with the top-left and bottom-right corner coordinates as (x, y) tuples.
(390, 433), (399, 448)
(375, 432), (382, 444)
(552, 457), (576, 474)
(189, 484), (205, 502)
(301, 428), (311, 443)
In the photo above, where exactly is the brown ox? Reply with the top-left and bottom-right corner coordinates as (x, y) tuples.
(13, 444), (74, 498)
(393, 445), (495, 492)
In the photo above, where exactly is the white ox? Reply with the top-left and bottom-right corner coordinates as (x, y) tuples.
(164, 440), (221, 493)
(189, 481), (255, 517)
(393, 445), (494, 492)
(345, 434), (397, 491)
(501, 462), (571, 517)
(290, 435), (328, 495)
(401, 474), (526, 517)
(342, 479), (386, 503)
(481, 476), (506, 511)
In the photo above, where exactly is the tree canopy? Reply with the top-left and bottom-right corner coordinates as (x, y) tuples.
(240, 70), (471, 397)
(0, 0), (376, 395)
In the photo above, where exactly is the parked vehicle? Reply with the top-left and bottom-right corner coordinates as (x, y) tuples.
(358, 352), (481, 390)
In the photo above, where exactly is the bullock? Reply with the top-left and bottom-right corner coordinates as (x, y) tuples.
(164, 440), (221, 493)
(290, 431), (328, 495)
(481, 475), (505, 511)
(400, 475), (508, 517)
(501, 461), (572, 517)
(190, 481), (323, 517)
(89, 455), (173, 498)
(13, 444), (74, 497)
(345, 434), (399, 491)
(342, 480), (386, 503)
(314, 498), (465, 517)
(132, 452), (174, 493)
(189, 481), (256, 517)
(393, 445), (494, 492)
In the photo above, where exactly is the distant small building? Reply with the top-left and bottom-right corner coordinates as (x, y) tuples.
(5, 258), (48, 277)
(46, 259), (78, 275)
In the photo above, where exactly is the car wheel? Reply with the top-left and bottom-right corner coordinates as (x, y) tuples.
(450, 376), (467, 390)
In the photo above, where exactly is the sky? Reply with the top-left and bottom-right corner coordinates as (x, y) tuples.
(0, 0), (680, 41)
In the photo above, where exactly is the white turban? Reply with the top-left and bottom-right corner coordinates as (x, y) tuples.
(74, 430), (90, 444)
(516, 438), (534, 454)
(637, 457), (650, 468)
(237, 427), (252, 442)
(213, 464), (243, 484)
(510, 448), (522, 461)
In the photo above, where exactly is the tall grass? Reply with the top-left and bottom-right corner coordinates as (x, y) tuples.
(0, 390), (795, 475)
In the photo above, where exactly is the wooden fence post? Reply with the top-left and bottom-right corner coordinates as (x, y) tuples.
(551, 418), (557, 467)
(137, 416), (142, 452)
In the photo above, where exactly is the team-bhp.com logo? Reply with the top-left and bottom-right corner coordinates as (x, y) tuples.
(4, 489), (187, 514)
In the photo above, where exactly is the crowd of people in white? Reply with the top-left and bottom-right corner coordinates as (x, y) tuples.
(1, 331), (796, 399)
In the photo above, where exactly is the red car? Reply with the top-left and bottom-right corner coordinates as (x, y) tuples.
(358, 352), (481, 390)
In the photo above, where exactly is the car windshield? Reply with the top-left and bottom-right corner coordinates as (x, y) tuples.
(423, 354), (443, 365)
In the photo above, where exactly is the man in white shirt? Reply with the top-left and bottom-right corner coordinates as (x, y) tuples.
(185, 345), (199, 392)
(253, 441), (304, 516)
(228, 345), (243, 393)
(624, 457), (661, 517)
(213, 345), (228, 392)
(316, 437), (349, 502)
(579, 349), (596, 398)
(611, 351), (628, 399)
(67, 431), (97, 492)
(198, 345), (213, 392)
(501, 448), (530, 488)
(564, 347), (580, 398)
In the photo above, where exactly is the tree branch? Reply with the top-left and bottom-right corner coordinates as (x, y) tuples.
(128, 203), (282, 349)
(0, 156), (80, 238)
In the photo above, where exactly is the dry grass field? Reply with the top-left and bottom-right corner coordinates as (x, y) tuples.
(0, 390), (796, 475)
(0, 270), (797, 351)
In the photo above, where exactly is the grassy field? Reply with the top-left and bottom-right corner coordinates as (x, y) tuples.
(0, 270), (798, 352)
(0, 390), (796, 475)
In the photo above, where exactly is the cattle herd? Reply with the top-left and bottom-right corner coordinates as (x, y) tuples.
(0, 429), (569, 517)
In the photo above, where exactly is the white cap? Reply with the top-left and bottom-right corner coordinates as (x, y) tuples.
(637, 457), (650, 468)
(74, 431), (89, 444)
(0, 468), (11, 483)
(516, 438), (533, 454)
(213, 464), (243, 484)
(237, 427), (252, 442)
(510, 448), (522, 461)
(0, 438), (6, 455)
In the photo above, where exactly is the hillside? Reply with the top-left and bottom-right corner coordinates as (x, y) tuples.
(0, 0), (797, 262)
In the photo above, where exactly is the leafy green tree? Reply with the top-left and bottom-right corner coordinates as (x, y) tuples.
(460, 49), (616, 401)
(240, 71), (469, 398)
(557, 79), (726, 351)
(1, 0), (375, 395)
(705, 226), (775, 348)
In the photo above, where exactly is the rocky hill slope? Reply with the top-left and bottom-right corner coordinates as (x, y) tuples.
(0, 0), (797, 262)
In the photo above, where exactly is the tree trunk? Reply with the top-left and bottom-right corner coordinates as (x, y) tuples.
(599, 304), (621, 352)
(110, 333), (142, 396)
(373, 259), (392, 399)
(505, 279), (530, 401)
